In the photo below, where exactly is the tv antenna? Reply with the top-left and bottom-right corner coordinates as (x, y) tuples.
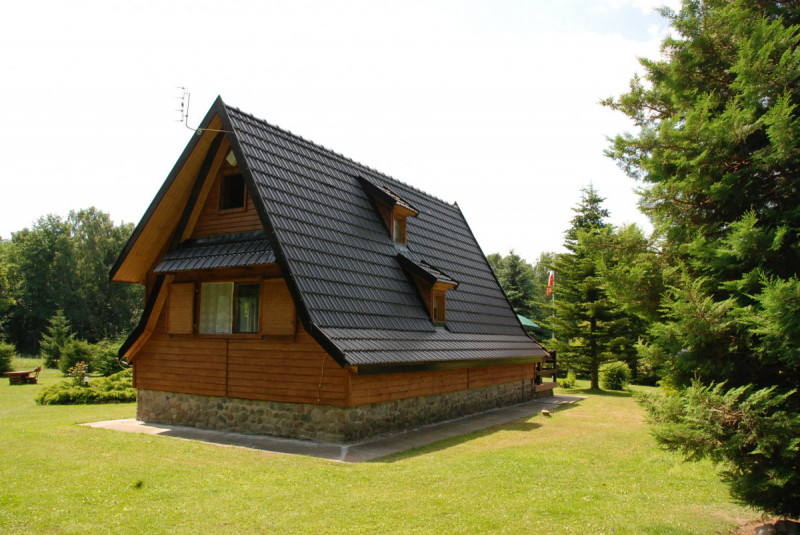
(175, 87), (234, 135)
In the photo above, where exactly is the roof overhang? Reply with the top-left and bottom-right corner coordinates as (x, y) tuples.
(110, 97), (236, 284)
(353, 355), (546, 375)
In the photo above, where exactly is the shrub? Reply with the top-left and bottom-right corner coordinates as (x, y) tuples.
(600, 361), (631, 390)
(558, 369), (577, 389)
(67, 361), (90, 386)
(35, 369), (135, 405)
(91, 339), (125, 376)
(58, 339), (94, 376)
(0, 341), (16, 374)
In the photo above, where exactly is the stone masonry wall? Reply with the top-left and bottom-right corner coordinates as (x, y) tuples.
(137, 379), (542, 443)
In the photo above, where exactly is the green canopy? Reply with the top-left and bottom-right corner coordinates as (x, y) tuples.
(517, 314), (540, 329)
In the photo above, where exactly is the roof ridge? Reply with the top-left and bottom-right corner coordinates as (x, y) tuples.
(224, 103), (457, 209)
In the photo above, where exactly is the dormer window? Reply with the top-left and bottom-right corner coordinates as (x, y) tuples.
(397, 254), (458, 326)
(393, 217), (407, 244)
(220, 173), (246, 211)
(358, 176), (419, 245)
(432, 291), (446, 323)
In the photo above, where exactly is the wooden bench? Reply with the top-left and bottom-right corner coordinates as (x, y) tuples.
(3, 366), (41, 385)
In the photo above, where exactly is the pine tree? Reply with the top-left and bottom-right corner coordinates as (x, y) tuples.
(605, 0), (800, 517)
(40, 310), (73, 369)
(550, 186), (629, 389)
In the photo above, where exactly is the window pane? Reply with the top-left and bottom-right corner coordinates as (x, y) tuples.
(433, 293), (445, 322)
(393, 218), (406, 243)
(199, 282), (233, 333)
(236, 284), (260, 333)
(220, 174), (245, 210)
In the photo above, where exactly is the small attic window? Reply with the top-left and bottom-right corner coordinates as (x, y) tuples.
(393, 217), (407, 244)
(219, 173), (245, 211)
(432, 291), (446, 324)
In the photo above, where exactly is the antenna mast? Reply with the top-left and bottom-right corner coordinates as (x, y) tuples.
(174, 87), (234, 135)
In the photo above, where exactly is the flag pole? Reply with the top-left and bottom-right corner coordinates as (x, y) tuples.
(547, 270), (555, 339)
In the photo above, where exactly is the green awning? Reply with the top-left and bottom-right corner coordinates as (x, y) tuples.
(517, 314), (540, 329)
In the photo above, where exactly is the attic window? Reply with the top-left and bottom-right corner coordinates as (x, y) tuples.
(393, 217), (407, 244)
(432, 291), (446, 323)
(219, 173), (245, 211)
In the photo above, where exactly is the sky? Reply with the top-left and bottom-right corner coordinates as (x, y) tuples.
(0, 0), (681, 263)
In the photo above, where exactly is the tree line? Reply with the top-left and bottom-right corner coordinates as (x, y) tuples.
(490, 186), (653, 389)
(0, 208), (142, 356)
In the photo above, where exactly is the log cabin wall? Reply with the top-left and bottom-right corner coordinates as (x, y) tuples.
(134, 273), (349, 405)
(347, 363), (535, 406)
(134, 274), (536, 408)
(133, 311), (349, 405)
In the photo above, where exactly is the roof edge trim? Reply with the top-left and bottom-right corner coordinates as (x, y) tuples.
(110, 96), (227, 282)
(354, 355), (546, 375)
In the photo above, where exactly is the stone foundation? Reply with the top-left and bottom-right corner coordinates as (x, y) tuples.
(137, 379), (541, 443)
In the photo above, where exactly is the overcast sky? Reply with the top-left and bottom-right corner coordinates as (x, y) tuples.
(0, 0), (680, 263)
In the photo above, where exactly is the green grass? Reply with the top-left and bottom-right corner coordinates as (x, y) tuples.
(0, 368), (755, 534)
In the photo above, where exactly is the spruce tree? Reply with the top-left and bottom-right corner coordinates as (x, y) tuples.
(495, 251), (535, 318)
(40, 310), (73, 369)
(605, 0), (800, 517)
(550, 186), (628, 389)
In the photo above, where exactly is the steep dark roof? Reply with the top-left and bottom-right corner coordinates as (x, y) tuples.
(155, 232), (274, 273)
(213, 99), (548, 366)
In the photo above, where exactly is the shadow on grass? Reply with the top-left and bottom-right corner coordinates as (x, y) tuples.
(372, 397), (584, 464)
(560, 387), (633, 398)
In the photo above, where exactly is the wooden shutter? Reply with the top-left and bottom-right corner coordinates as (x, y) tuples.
(260, 278), (296, 335)
(167, 282), (195, 334)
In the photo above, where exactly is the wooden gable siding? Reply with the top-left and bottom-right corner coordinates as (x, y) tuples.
(133, 311), (348, 404)
(190, 173), (262, 239)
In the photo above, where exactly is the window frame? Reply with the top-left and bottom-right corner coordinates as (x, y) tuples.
(392, 216), (408, 244)
(197, 280), (261, 335)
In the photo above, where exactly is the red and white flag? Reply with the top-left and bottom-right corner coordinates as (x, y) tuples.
(546, 271), (554, 297)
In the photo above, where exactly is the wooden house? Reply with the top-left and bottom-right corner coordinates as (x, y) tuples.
(111, 97), (552, 443)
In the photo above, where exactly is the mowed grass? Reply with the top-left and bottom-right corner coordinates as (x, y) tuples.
(1, 360), (755, 534)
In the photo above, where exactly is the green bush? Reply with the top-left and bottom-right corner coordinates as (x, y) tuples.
(0, 341), (16, 374)
(600, 361), (631, 390)
(35, 369), (135, 405)
(91, 339), (125, 376)
(58, 339), (94, 376)
(558, 369), (577, 389)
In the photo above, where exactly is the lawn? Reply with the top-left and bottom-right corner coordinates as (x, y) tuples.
(1, 359), (756, 534)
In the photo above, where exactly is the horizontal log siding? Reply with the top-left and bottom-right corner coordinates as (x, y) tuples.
(133, 312), (348, 404)
(227, 333), (347, 404)
(134, 330), (227, 397)
(191, 176), (262, 239)
(348, 363), (535, 406)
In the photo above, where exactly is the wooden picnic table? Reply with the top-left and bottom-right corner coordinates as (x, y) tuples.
(3, 367), (41, 385)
